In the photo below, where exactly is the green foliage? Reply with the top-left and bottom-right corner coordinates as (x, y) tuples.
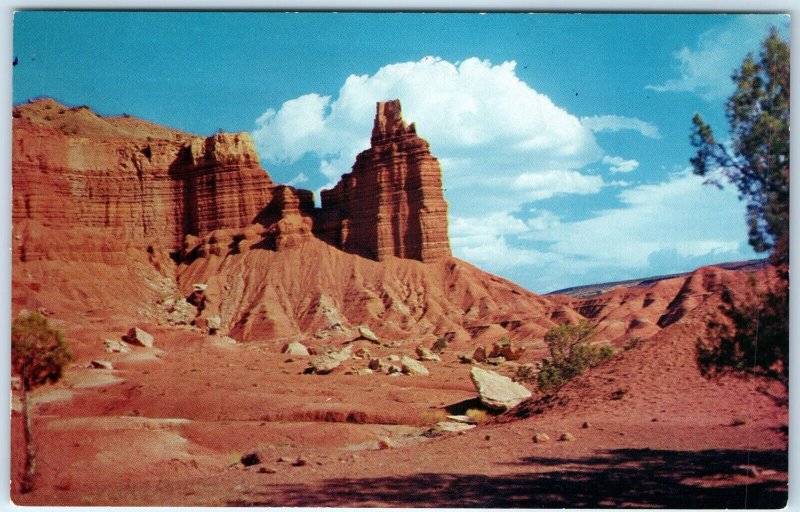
(690, 26), (789, 266)
(697, 281), (788, 389)
(536, 321), (613, 391)
(12, 312), (72, 391)
(625, 337), (643, 350)
(431, 337), (448, 353)
(691, 27), (789, 391)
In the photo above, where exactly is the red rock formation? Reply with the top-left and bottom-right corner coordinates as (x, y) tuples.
(12, 99), (275, 257)
(319, 100), (451, 262)
(13, 98), (450, 265)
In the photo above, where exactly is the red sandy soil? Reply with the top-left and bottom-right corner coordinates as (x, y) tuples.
(10, 251), (788, 507)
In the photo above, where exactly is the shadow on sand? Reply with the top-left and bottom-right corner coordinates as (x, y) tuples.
(226, 448), (787, 508)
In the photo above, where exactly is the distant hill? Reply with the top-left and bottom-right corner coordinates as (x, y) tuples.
(547, 259), (768, 298)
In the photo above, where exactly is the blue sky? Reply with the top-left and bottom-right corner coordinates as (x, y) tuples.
(13, 12), (789, 292)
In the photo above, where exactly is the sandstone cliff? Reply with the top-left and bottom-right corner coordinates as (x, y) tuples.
(12, 99), (275, 257)
(13, 98), (450, 265)
(318, 100), (451, 262)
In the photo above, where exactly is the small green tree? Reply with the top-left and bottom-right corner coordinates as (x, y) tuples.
(537, 321), (613, 391)
(690, 26), (789, 389)
(11, 312), (72, 493)
(690, 26), (789, 267)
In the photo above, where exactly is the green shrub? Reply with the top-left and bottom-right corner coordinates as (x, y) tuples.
(431, 338), (448, 353)
(12, 312), (72, 493)
(536, 321), (613, 392)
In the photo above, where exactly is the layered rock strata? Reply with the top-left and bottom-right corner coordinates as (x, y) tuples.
(12, 97), (450, 265)
(12, 100), (274, 255)
(318, 100), (451, 262)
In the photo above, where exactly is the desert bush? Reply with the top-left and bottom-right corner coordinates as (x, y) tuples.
(431, 338), (448, 353)
(11, 312), (72, 493)
(536, 321), (613, 392)
(420, 410), (448, 425)
(624, 337), (643, 350)
(465, 408), (489, 424)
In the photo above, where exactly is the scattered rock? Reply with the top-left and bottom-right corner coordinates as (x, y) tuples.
(432, 421), (476, 433)
(308, 345), (352, 374)
(277, 456), (293, 463)
(470, 366), (532, 411)
(351, 368), (374, 376)
(377, 437), (396, 450)
(401, 356), (429, 376)
(416, 346), (441, 362)
(581, 421), (591, 429)
(559, 432), (576, 442)
(472, 346), (487, 363)
(292, 457), (308, 467)
(387, 354), (400, 362)
(357, 326), (380, 344)
(257, 467), (277, 474)
(89, 360), (113, 370)
(126, 327), (154, 347)
(486, 356), (506, 365)
(192, 283), (208, 292)
(533, 433), (551, 443)
(730, 418), (748, 426)
(206, 315), (222, 334)
(459, 354), (476, 364)
(485, 435), (491, 441)
(282, 341), (310, 356)
(104, 339), (131, 353)
(386, 364), (402, 374)
(446, 415), (477, 425)
(368, 358), (383, 371)
(240, 452), (261, 467)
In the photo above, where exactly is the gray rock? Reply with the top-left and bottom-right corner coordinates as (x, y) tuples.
(282, 341), (310, 356)
(446, 415), (477, 425)
(533, 432), (551, 443)
(126, 327), (154, 348)
(206, 315), (222, 334)
(104, 339), (131, 353)
(90, 360), (113, 370)
(309, 345), (352, 374)
(416, 346), (441, 362)
(401, 356), (429, 376)
(357, 326), (380, 343)
(470, 366), (532, 411)
(433, 421), (476, 433)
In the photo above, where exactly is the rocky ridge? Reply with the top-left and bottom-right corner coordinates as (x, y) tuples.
(12, 97), (449, 264)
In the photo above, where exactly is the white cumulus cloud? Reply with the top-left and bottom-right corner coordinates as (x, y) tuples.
(646, 16), (787, 101)
(602, 156), (639, 174)
(252, 56), (603, 216)
(513, 170), (604, 200)
(581, 115), (661, 139)
(524, 169), (755, 269)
